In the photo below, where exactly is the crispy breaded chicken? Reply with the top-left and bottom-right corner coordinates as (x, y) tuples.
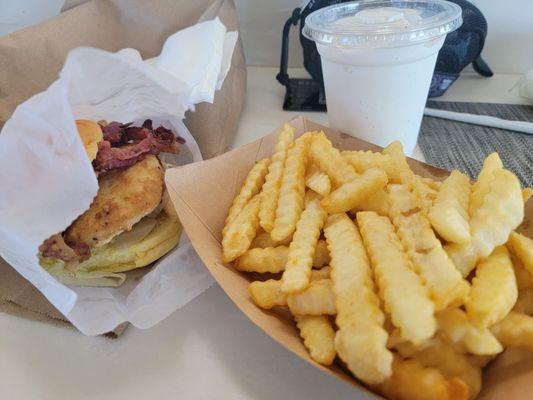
(65, 155), (164, 248)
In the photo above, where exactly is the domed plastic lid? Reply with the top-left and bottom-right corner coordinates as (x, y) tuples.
(303, 0), (462, 48)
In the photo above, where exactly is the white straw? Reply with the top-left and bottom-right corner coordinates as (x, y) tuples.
(424, 107), (533, 135)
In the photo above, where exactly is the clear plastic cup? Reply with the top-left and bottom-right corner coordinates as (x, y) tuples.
(303, 0), (462, 154)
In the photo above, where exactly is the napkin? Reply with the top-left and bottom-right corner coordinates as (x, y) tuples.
(0, 18), (236, 335)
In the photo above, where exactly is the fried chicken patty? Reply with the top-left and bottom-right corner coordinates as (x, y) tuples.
(65, 155), (164, 249)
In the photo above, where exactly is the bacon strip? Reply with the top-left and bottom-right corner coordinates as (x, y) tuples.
(94, 119), (184, 172)
(40, 234), (90, 263)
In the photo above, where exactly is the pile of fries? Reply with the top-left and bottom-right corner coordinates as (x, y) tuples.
(221, 125), (533, 400)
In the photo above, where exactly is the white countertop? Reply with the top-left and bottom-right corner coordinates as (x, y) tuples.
(0, 66), (529, 400)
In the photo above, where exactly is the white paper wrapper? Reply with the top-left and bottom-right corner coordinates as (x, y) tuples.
(0, 18), (236, 335)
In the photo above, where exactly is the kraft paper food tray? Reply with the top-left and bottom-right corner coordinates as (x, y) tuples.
(166, 116), (533, 399)
(0, 0), (245, 334)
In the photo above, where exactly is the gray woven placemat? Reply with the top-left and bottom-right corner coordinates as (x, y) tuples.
(418, 101), (533, 187)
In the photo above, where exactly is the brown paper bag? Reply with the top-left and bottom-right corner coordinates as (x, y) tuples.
(0, 0), (245, 334)
(165, 116), (533, 399)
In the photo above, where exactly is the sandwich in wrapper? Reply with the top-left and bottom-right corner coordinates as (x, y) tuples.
(39, 119), (184, 287)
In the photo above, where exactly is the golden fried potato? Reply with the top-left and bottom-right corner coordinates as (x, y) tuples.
(392, 337), (481, 400)
(428, 170), (471, 244)
(310, 266), (331, 281)
(250, 230), (292, 248)
(470, 153), (502, 214)
(350, 187), (390, 217)
(325, 213), (392, 384)
(309, 132), (357, 187)
(287, 279), (336, 315)
(295, 315), (336, 366)
(506, 231), (533, 277)
(375, 356), (469, 400)
(321, 168), (388, 213)
(466, 246), (517, 328)
(271, 135), (309, 241)
(313, 239), (330, 268)
(357, 211), (436, 345)
(66, 155), (164, 248)
(490, 311), (533, 349)
(259, 125), (294, 232)
(305, 164), (331, 197)
(235, 246), (288, 273)
(514, 287), (533, 314)
(436, 308), (503, 355)
(222, 195), (261, 262)
(223, 158), (270, 234)
(236, 240), (330, 273)
(281, 197), (327, 293)
(388, 184), (470, 311)
(249, 279), (286, 309)
(446, 167), (523, 277)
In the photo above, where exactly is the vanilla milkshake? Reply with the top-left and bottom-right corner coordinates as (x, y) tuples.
(303, 0), (462, 154)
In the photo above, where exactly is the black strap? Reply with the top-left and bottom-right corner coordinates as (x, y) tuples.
(276, 7), (301, 87)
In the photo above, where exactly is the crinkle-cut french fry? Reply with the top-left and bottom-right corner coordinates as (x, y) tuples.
(304, 189), (322, 205)
(436, 308), (503, 355)
(375, 356), (469, 400)
(259, 125), (294, 232)
(428, 170), (471, 244)
(235, 246), (289, 273)
(523, 188), (533, 203)
(310, 266), (331, 281)
(466, 246), (518, 328)
(222, 195), (261, 262)
(305, 164), (331, 197)
(350, 187), (390, 217)
(392, 337), (481, 400)
(382, 141), (438, 213)
(237, 240), (329, 273)
(223, 158), (270, 234)
(250, 230), (291, 248)
(510, 250), (532, 290)
(313, 239), (330, 268)
(420, 176), (442, 192)
(491, 311), (533, 349)
(388, 184), (470, 311)
(271, 135), (309, 241)
(281, 197), (327, 293)
(468, 354), (498, 368)
(381, 141), (413, 183)
(324, 213), (392, 384)
(470, 152), (503, 214)
(249, 279), (286, 309)
(321, 168), (388, 213)
(514, 287), (533, 314)
(309, 132), (357, 187)
(507, 231), (533, 278)
(342, 150), (399, 181)
(400, 171), (437, 215)
(287, 278), (336, 315)
(295, 315), (336, 365)
(357, 211), (436, 345)
(249, 276), (335, 312)
(446, 168), (524, 277)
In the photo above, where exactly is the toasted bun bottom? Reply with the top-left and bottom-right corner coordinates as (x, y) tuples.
(41, 210), (181, 287)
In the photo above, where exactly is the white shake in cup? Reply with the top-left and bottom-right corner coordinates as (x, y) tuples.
(303, 0), (462, 154)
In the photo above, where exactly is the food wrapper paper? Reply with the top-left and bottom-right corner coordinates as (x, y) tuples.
(165, 116), (533, 400)
(0, 17), (239, 335)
